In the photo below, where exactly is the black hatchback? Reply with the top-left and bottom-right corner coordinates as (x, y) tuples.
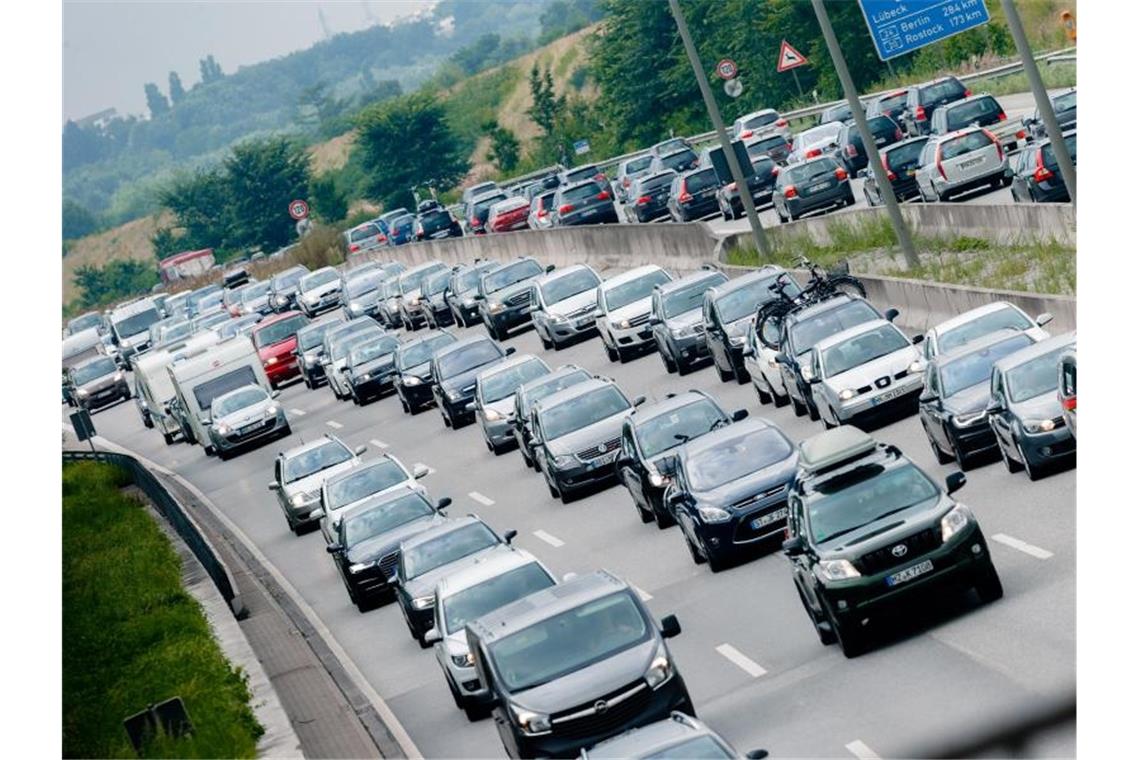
(862, 136), (929, 206)
(552, 179), (619, 226)
(416, 206), (463, 241)
(831, 116), (904, 174)
(628, 171), (676, 223)
(667, 167), (720, 222)
(901, 75), (970, 137)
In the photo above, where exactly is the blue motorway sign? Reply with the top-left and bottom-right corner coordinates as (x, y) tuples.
(857, 0), (991, 61)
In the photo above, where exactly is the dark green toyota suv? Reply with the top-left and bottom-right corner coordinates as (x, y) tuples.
(782, 426), (1002, 658)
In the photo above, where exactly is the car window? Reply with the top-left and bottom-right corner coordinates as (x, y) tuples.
(1053, 91), (1076, 111)
(350, 223), (382, 242)
(745, 112), (779, 129)
(1006, 345), (1071, 403)
(480, 358), (549, 403)
(940, 131), (993, 160)
(328, 460), (409, 510)
(789, 301), (880, 355)
(523, 369), (591, 412)
(254, 315), (308, 348)
(946, 97), (1002, 131)
(561, 182), (606, 204)
(241, 281), (273, 301)
(625, 156), (653, 174)
(749, 135), (787, 155)
(684, 169), (718, 192)
(878, 91), (908, 112)
(714, 274), (788, 323)
(604, 270), (672, 311)
(400, 264), (448, 295)
(437, 340), (503, 379)
(886, 140), (928, 171)
(636, 400), (726, 459)
(397, 333), (457, 370)
(940, 334), (1035, 397)
(1042, 134), (1077, 170)
(349, 336), (400, 366)
(662, 149), (698, 171)
(211, 386), (267, 417)
(343, 493), (433, 546)
(785, 158), (841, 184)
(822, 324), (910, 377)
(541, 268), (600, 305)
(300, 269), (339, 290)
(346, 272), (384, 298)
(662, 276), (725, 317)
(73, 357), (118, 385)
(540, 385), (629, 439)
(284, 440), (352, 482)
(483, 260), (544, 294)
(402, 522), (499, 580)
(921, 79), (965, 103)
(939, 306), (1034, 354)
(441, 563), (555, 635)
(192, 366), (257, 411)
(808, 463), (939, 543)
(684, 427), (793, 491)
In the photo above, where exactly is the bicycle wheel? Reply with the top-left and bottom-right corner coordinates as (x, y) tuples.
(828, 274), (866, 299)
(756, 300), (793, 350)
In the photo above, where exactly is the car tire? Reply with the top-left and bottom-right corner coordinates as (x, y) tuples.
(636, 499), (654, 524)
(703, 537), (726, 573)
(791, 395), (807, 417)
(733, 364), (750, 385)
(605, 342), (619, 363)
(715, 361), (733, 383)
(807, 400), (820, 422)
(163, 431), (175, 445)
(545, 472), (560, 500)
(827, 604), (868, 658)
(653, 501), (676, 530)
(1018, 440), (1044, 481)
(952, 439), (972, 471)
(399, 396), (411, 414)
(445, 674), (464, 711)
(975, 563), (1004, 604)
(685, 531), (706, 566)
(923, 421), (953, 464)
(205, 445), (216, 457)
(281, 424), (292, 438)
(797, 584), (836, 646)
(754, 381), (772, 405)
(662, 353), (678, 374)
(864, 187), (876, 207)
(442, 409), (452, 429)
(142, 412), (154, 429)
(823, 407), (838, 430)
(1000, 442), (1024, 473)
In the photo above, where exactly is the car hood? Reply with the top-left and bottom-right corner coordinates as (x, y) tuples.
(304, 281), (341, 298)
(282, 459), (359, 498)
(444, 630), (470, 657)
(346, 514), (446, 566)
(402, 544), (505, 599)
(724, 316), (753, 339)
(819, 494), (954, 557)
(441, 359), (504, 395)
(483, 396), (516, 416)
(943, 383), (993, 417)
(606, 297), (653, 324)
(691, 451), (798, 508)
(664, 309), (703, 332)
(546, 289), (598, 318)
(353, 354), (396, 376)
(547, 412), (630, 457)
(823, 347), (920, 391)
(78, 373), (120, 393)
(259, 338), (297, 360)
(215, 401), (274, 429)
(401, 361), (432, 381)
(347, 291), (381, 307)
(508, 638), (658, 715)
(1009, 392), (1062, 423)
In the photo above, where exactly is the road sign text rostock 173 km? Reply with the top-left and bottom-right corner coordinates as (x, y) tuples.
(857, 0), (991, 61)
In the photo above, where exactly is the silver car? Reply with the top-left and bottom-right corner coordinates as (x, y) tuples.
(317, 455), (430, 544)
(916, 126), (1010, 202)
(923, 301), (1053, 360)
(206, 384), (289, 460)
(69, 354), (130, 412)
(596, 265), (674, 363)
(341, 269), (386, 320)
(807, 318), (925, 428)
(297, 267), (343, 317)
(238, 280), (275, 316)
(732, 107), (789, 142)
(471, 354), (551, 454)
(344, 221), (388, 256)
(268, 435), (366, 534)
(325, 322), (385, 400)
(530, 265), (602, 350)
(581, 711), (764, 759)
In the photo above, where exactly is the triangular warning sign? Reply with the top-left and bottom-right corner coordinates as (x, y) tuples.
(777, 40), (808, 72)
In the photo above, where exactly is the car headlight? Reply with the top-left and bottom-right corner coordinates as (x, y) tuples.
(349, 562), (372, 575)
(549, 313), (568, 324)
(348, 302), (363, 314)
(484, 408), (503, 422)
(303, 293), (318, 304)
(618, 319), (631, 329)
(266, 356), (277, 365)
(838, 388), (857, 401)
(451, 652), (475, 667)
(403, 375), (422, 386)
(411, 595), (435, 610)
(553, 455), (575, 469)
(113, 371), (125, 382)
(215, 423), (231, 435)
(953, 411), (987, 427)
(407, 296), (421, 307)
(445, 388), (463, 401)
(671, 325), (696, 339)
(645, 649), (675, 689)
(488, 301), (505, 314)
(648, 467), (669, 488)
(264, 405), (279, 416)
(729, 335), (746, 347)
(463, 297), (475, 307)
(1022, 418), (1057, 434)
(941, 503), (972, 542)
(77, 388), (90, 397)
(814, 559), (861, 582)
(908, 360), (925, 374)
(303, 354), (317, 366)
(358, 373), (370, 382)
(697, 505), (731, 523)
(510, 706), (551, 736)
(290, 492), (315, 507)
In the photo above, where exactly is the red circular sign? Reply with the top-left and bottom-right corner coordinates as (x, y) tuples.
(288, 199), (310, 220)
(716, 58), (738, 80)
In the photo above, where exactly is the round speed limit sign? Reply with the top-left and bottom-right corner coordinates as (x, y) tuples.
(288, 199), (310, 220)
(716, 58), (738, 80)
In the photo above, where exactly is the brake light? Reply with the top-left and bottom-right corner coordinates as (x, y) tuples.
(740, 130), (753, 139)
(895, 128), (904, 140)
(677, 179), (692, 203)
(915, 105), (927, 121)
(1033, 150), (1054, 183)
(964, 88), (972, 97)
(771, 166), (780, 176)
(835, 167), (848, 181)
(776, 118), (788, 127)
(882, 155), (897, 181)
(350, 244), (360, 252)
(558, 204), (573, 214)
(786, 142), (794, 151)
(845, 144), (858, 157)
(594, 173), (607, 182)
(805, 147), (821, 159)
(935, 146), (946, 180)
(377, 234), (387, 243)
(1062, 395), (1076, 412)
(636, 195), (651, 206)
(538, 207), (548, 217)
(470, 217), (479, 227)
(997, 111), (1007, 121)
(597, 190), (611, 201)
(784, 185), (797, 198)
(1016, 129), (1026, 140)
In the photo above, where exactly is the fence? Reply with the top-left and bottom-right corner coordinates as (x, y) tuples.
(62, 449), (246, 619)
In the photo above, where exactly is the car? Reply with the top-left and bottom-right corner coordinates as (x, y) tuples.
(1023, 88), (1076, 141)
(614, 155), (654, 204)
(449, 260), (502, 328)
(250, 311), (309, 389)
(216, 313), (262, 340)
(987, 332), (1077, 480)
(267, 266), (310, 313)
(317, 455), (430, 545)
(619, 390), (745, 529)
(295, 321), (338, 389)
(396, 517), (517, 647)
(341, 269), (387, 320)
(866, 88), (910, 124)
(862, 136), (929, 206)
(773, 155), (855, 223)
(829, 115), (904, 174)
(527, 190), (558, 230)
(343, 333), (402, 404)
(162, 292), (191, 321)
(191, 310), (231, 333)
(512, 365), (594, 471)
(597, 266), (674, 364)
(394, 329), (459, 415)
(901, 75), (971, 137)
(222, 282), (252, 317)
(398, 261), (452, 331)
(582, 712), (766, 759)
(819, 100), (859, 125)
(66, 311), (107, 337)
(376, 276), (405, 329)
(187, 286), (224, 320)
(472, 354), (551, 454)
(530, 265), (602, 350)
(732, 108), (789, 141)
(478, 257), (552, 341)
(432, 335), (514, 429)
(1058, 347), (1076, 438)
(466, 190), (509, 235)
(703, 267), (790, 384)
(807, 318), (926, 430)
(375, 207), (410, 241)
(222, 265), (251, 290)
(344, 221), (389, 255)
(533, 377), (644, 503)
(929, 93), (1027, 154)
(666, 167), (720, 222)
(206, 384), (288, 460)
(648, 137), (692, 158)
(462, 181), (501, 206)
(716, 154), (779, 220)
(424, 549), (557, 720)
(1010, 129), (1076, 203)
(389, 214), (418, 246)
(325, 320), (385, 401)
(745, 132), (793, 167)
(69, 355), (129, 412)
(783, 426), (1001, 657)
(648, 146), (699, 175)
(269, 435), (366, 534)
(919, 330), (1041, 469)
(327, 487), (451, 611)
(237, 279), (275, 317)
(149, 316), (193, 347)
(296, 267), (343, 317)
(648, 268), (727, 375)
(785, 121), (844, 164)
(922, 301), (1053, 360)
(466, 570), (693, 759)
(626, 171), (676, 224)
(551, 179), (619, 227)
(416, 205), (464, 241)
(557, 163), (607, 187)
(488, 197), (533, 233)
(421, 269), (457, 329)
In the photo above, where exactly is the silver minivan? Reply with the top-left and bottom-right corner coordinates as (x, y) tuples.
(916, 127), (1010, 202)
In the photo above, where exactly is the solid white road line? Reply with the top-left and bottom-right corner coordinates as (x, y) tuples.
(370, 438), (389, 449)
(991, 533), (1053, 560)
(468, 491), (495, 506)
(634, 585), (653, 602)
(289, 408), (307, 416)
(326, 420), (343, 429)
(533, 530), (565, 548)
(715, 643), (767, 678)
(845, 739), (882, 760)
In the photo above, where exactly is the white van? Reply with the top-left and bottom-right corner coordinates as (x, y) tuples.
(133, 331), (222, 444)
(169, 338), (271, 453)
(109, 297), (163, 362)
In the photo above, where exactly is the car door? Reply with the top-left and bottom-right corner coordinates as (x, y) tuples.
(702, 296), (726, 369)
(916, 141), (937, 198)
(919, 365), (951, 451)
(787, 495), (823, 614)
(807, 349), (827, 414)
(987, 369), (1015, 455)
(529, 285), (547, 340)
(778, 331), (801, 403)
(617, 423), (649, 511)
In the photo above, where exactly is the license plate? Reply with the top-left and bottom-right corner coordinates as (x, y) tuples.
(431, 230), (449, 239)
(589, 451), (617, 469)
(875, 137), (886, 145)
(871, 387), (908, 405)
(583, 208), (598, 217)
(239, 422), (260, 434)
(751, 507), (788, 530)
(575, 317), (594, 328)
(810, 182), (830, 192)
(885, 559), (934, 587)
(960, 157), (984, 169)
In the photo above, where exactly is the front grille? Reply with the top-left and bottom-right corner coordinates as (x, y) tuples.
(550, 680), (652, 740)
(627, 313), (651, 328)
(858, 527), (941, 575)
(730, 483), (786, 511)
(566, 305), (597, 320)
(577, 437), (620, 461)
(377, 551), (400, 579)
(506, 291), (531, 307)
(229, 419), (275, 442)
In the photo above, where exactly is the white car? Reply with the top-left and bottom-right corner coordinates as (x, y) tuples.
(732, 108), (790, 142)
(530, 265), (602, 350)
(923, 301), (1053, 360)
(318, 455), (430, 544)
(786, 121), (844, 164)
(297, 267), (343, 317)
(915, 127), (1010, 202)
(596, 265), (674, 363)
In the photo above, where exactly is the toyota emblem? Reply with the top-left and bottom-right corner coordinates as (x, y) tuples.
(593, 700), (609, 714)
(891, 544), (908, 557)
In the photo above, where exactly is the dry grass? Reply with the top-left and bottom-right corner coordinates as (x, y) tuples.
(62, 211), (173, 303)
(308, 131), (358, 176)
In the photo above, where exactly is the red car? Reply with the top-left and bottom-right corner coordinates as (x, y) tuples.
(487, 197), (531, 233)
(250, 311), (310, 388)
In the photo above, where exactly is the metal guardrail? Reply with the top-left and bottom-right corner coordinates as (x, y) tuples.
(906, 690), (1075, 758)
(62, 449), (247, 619)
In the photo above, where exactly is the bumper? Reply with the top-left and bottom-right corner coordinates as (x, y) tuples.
(696, 499), (788, 559)
(401, 305), (429, 328)
(212, 414), (288, 453)
(444, 660), (489, 704)
(933, 166), (1008, 198)
(398, 379), (435, 408)
(546, 314), (599, 341)
(660, 331), (709, 364)
(438, 392), (476, 423)
(633, 204), (670, 223)
(833, 376), (924, 423)
(949, 419), (998, 458)
(301, 358), (327, 384)
(347, 563), (397, 601)
(482, 416), (515, 448)
(78, 381), (130, 410)
(551, 452), (621, 492)
(608, 320), (655, 349)
(484, 306), (532, 334)
(264, 356), (300, 384)
(351, 372), (397, 399)
(727, 187), (775, 212)
(283, 496), (322, 527)
(562, 206), (620, 226)
(1019, 427), (1076, 466)
(301, 296), (341, 314)
(786, 185), (853, 216)
(675, 199), (718, 220)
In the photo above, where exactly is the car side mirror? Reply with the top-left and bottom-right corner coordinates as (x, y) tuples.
(436, 497), (452, 511)
(912, 334), (924, 344)
(885, 307), (900, 322)
(326, 543), (343, 554)
(267, 482), (280, 491)
(985, 398), (1002, 415)
(505, 346), (516, 356)
(946, 471), (967, 494)
(746, 751), (770, 759)
(354, 445), (367, 456)
(659, 614), (682, 639)
(413, 463), (430, 479)
(732, 409), (749, 422)
(424, 628), (442, 645)
(1036, 312), (1054, 327)
(545, 264), (556, 273)
(774, 353), (792, 367)
(340, 366), (349, 373)
(918, 390), (937, 404)
(632, 395), (647, 407)
(504, 529), (517, 545)
(657, 456), (678, 477)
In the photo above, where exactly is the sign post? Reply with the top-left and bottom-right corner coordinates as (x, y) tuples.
(776, 40), (809, 99)
(70, 408), (97, 453)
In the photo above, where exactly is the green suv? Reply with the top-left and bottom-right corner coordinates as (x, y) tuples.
(782, 426), (1002, 657)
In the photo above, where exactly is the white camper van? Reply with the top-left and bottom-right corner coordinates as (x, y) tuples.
(169, 338), (271, 453)
(109, 297), (163, 362)
(132, 331), (222, 443)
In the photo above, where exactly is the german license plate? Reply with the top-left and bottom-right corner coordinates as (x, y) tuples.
(875, 137), (887, 145)
(960, 157), (984, 169)
(239, 422), (260, 434)
(431, 230), (449, 239)
(871, 387), (908, 405)
(751, 507), (788, 530)
(583, 208), (598, 217)
(576, 317), (594, 328)
(589, 451), (617, 469)
(810, 182), (830, 192)
(886, 559), (934, 587)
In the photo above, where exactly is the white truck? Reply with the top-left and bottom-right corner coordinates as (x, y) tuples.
(132, 331), (221, 444)
(109, 297), (163, 363)
(168, 337), (272, 454)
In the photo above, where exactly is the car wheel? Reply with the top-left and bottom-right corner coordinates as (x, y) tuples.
(703, 537), (726, 573)
(605, 342), (619, 363)
(770, 377), (790, 408)
(446, 674), (464, 711)
(733, 364), (750, 385)
(685, 530), (706, 566)
(754, 380), (772, 405)
(205, 445), (216, 457)
(863, 187), (875, 207)
(1000, 174), (1013, 188)
(217, 447), (230, 461)
(162, 431), (175, 445)
(399, 396), (410, 414)
(952, 438), (972, 471)
(823, 407), (838, 430)
(545, 472), (560, 500)
(807, 400), (820, 422)
(975, 563), (1004, 603)
(1000, 442), (1024, 473)
(923, 421), (953, 464)
(796, 584), (836, 646)
(653, 500), (676, 529)
(791, 395), (807, 418)
(1018, 440), (1044, 481)
(636, 498), (654, 524)
(715, 361), (733, 383)
(442, 409), (452, 429)
(827, 603), (868, 658)
(662, 353), (678, 374)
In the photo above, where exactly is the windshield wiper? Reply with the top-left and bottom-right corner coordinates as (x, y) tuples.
(816, 502), (925, 544)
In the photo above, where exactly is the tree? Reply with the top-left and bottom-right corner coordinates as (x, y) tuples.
(527, 64), (566, 137)
(309, 174), (349, 223)
(158, 168), (233, 252)
(73, 260), (158, 309)
(223, 136), (312, 251)
(199, 54), (224, 85)
(62, 120), (108, 172)
(63, 200), (101, 240)
(150, 226), (183, 260)
(168, 71), (186, 104)
(486, 124), (520, 172)
(144, 82), (170, 118)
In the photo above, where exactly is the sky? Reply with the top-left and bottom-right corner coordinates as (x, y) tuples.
(63, 0), (434, 122)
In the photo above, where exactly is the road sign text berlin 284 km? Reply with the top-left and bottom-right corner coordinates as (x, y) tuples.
(858, 0), (991, 61)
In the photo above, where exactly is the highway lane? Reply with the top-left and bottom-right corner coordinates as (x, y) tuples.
(80, 288), (1075, 758)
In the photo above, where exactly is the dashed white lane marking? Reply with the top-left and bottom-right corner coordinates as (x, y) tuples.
(533, 530), (565, 548)
(370, 438), (389, 449)
(326, 420), (343, 429)
(715, 643), (767, 678)
(845, 740), (881, 760)
(469, 491), (495, 506)
(634, 586), (653, 602)
(289, 408), (307, 416)
(991, 533), (1053, 560)
(414, 462), (436, 475)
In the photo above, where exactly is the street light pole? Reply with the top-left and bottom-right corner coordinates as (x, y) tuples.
(669, 0), (770, 260)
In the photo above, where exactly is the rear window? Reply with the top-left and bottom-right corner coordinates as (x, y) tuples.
(785, 157), (840, 184)
(885, 140), (928, 171)
(920, 79), (966, 103)
(748, 135), (787, 156)
(483, 260), (544, 293)
(193, 366), (257, 411)
(254, 314), (307, 348)
(946, 97), (1002, 131)
(636, 174), (674, 193)
(473, 194), (508, 214)
(350, 224), (381, 242)
(745, 112), (779, 129)
(940, 131), (994, 160)
(625, 156), (652, 174)
(661, 149), (698, 171)
(1053, 91), (1076, 111)
(1041, 134), (1077, 170)
(562, 182), (606, 203)
(878, 91), (908, 111)
(683, 169), (718, 193)
(564, 166), (600, 183)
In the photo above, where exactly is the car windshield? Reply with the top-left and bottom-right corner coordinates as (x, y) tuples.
(1042, 134), (1077, 169)
(790, 301), (880, 355)
(301, 270), (339, 291)
(192, 367), (257, 410)
(441, 564), (555, 634)
(283, 440), (352, 483)
(212, 386), (266, 417)
(481, 358), (549, 403)
(823, 324), (910, 377)
(940, 334), (1034, 397)
(946, 97), (1001, 130)
(1053, 91), (1076, 111)
(113, 308), (161, 337)
(74, 357), (117, 384)
(456, 266), (491, 293)
(798, 122), (843, 147)
(786, 158), (839, 184)
(400, 265), (446, 294)
(327, 460), (408, 510)
(299, 324), (333, 351)
(808, 463), (940, 544)
(922, 79), (965, 102)
(346, 272), (384, 298)
(939, 307), (1034, 354)
(562, 182), (605, 203)
(605, 270), (671, 311)
(437, 341), (502, 379)
(402, 522), (499, 580)
(398, 333), (457, 370)
(524, 370), (591, 410)
(564, 166), (599, 183)
(625, 156), (653, 174)
(661, 277), (721, 318)
(635, 736), (734, 759)
(483, 261), (543, 294)
(254, 315), (307, 348)
(272, 269), (306, 289)
(350, 223), (381, 242)
(685, 427), (792, 491)
(941, 131), (992, 159)
(540, 385), (629, 439)
(159, 322), (193, 343)
(749, 135), (787, 156)
(1006, 346), (1071, 404)
(636, 400), (726, 459)
(350, 336), (399, 366)
(879, 91), (908, 111)
(393, 215), (415, 232)
(715, 275), (784, 323)
(886, 140), (927, 170)
(683, 169), (718, 192)
(423, 272), (450, 296)
(334, 330), (382, 362)
(237, 282), (269, 303)
(662, 149), (697, 170)
(542, 268), (599, 304)
(69, 313), (103, 333)
(343, 493), (433, 546)
(489, 591), (649, 693)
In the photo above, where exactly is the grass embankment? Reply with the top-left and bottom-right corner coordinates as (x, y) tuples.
(63, 461), (262, 758)
(725, 214), (1074, 296)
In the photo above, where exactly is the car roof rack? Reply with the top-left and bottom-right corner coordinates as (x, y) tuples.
(799, 426), (877, 475)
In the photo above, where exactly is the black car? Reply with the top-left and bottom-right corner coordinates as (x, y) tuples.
(830, 116), (904, 174)
(344, 333), (402, 404)
(512, 365), (593, 471)
(422, 269), (457, 329)
(901, 75), (970, 137)
(819, 101), (859, 124)
(862, 136), (929, 206)
(704, 267), (792, 384)
(667, 167), (720, 222)
(449, 260), (502, 328)
(268, 265), (310, 312)
(717, 154), (779, 220)
(395, 517), (515, 647)
(649, 268), (728, 375)
(398, 261), (451, 331)
(866, 88), (909, 124)
(1010, 130), (1075, 204)
(662, 418), (796, 571)
(431, 335), (513, 428)
(416, 205), (463, 241)
(394, 329), (458, 415)
(745, 132), (793, 165)
(478, 257), (552, 341)
(627, 171), (676, 224)
(919, 330), (1039, 469)
(619, 390), (744, 529)
(551, 179), (619, 227)
(326, 488), (451, 612)
(467, 190), (509, 235)
(466, 570), (693, 759)
(649, 147), (699, 175)
(772, 156), (855, 223)
(1024, 88), (1075, 141)
(783, 426), (1002, 657)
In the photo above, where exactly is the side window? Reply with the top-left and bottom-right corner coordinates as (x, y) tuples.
(273, 458), (282, 485)
(620, 425), (637, 460)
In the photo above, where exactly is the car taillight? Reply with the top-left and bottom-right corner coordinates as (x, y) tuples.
(677, 179), (692, 203)
(964, 88), (972, 97)
(1016, 129), (1026, 140)
(784, 185), (797, 198)
(740, 130), (753, 139)
(895, 128), (904, 140)
(1062, 395), (1076, 411)
(1033, 150), (1054, 183)
(776, 118), (788, 127)
(882, 155), (896, 181)
(997, 111), (1007, 121)
(771, 166), (780, 176)
(470, 217), (479, 227)
(377, 234), (387, 242)
(538, 207), (548, 217)
(558, 204), (573, 214)
(915, 105), (927, 121)
(935, 146), (946, 180)
(350, 244), (360, 252)
(845, 144), (858, 157)
(636, 195), (651, 206)
(805, 147), (821, 158)
(597, 190), (611, 201)
(594, 173), (607, 182)
(835, 167), (848, 181)
(726, 181), (737, 192)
